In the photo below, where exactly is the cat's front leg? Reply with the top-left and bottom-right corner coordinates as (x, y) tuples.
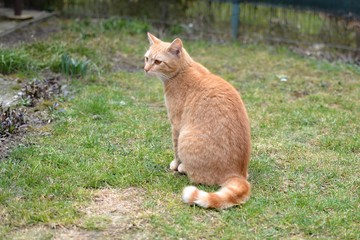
(177, 163), (186, 174)
(170, 159), (186, 174)
(170, 159), (180, 171)
(170, 127), (180, 171)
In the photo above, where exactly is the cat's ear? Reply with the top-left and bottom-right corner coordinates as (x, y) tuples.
(147, 32), (161, 45)
(168, 38), (183, 56)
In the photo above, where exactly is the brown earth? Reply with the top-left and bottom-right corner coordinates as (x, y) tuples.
(0, 16), (62, 47)
(6, 188), (155, 240)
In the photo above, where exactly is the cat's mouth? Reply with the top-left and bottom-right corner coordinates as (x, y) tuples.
(145, 71), (169, 81)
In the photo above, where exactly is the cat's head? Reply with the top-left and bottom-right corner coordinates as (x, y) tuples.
(144, 32), (190, 81)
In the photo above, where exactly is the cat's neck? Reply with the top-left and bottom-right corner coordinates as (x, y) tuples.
(162, 51), (210, 87)
(161, 49), (192, 82)
(163, 60), (211, 102)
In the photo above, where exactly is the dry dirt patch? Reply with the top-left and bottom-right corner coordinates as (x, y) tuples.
(8, 188), (155, 240)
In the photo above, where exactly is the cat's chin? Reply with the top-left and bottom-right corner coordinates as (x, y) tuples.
(145, 71), (157, 78)
(146, 72), (170, 81)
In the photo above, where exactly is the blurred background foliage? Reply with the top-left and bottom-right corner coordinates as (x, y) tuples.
(2, 0), (360, 57)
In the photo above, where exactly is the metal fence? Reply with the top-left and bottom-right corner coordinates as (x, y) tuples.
(3, 0), (360, 51)
(242, 0), (360, 17)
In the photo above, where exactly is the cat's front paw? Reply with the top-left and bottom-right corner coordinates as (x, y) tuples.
(178, 163), (186, 174)
(170, 159), (180, 171)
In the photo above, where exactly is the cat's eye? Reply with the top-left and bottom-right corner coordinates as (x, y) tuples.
(145, 57), (149, 62)
(154, 60), (162, 65)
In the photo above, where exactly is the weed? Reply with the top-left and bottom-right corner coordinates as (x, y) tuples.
(0, 49), (35, 74)
(20, 78), (62, 107)
(0, 105), (26, 137)
(47, 102), (65, 121)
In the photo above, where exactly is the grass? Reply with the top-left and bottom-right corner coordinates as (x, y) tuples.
(0, 18), (359, 239)
(0, 48), (36, 74)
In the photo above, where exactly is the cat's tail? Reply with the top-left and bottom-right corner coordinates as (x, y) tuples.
(182, 177), (250, 209)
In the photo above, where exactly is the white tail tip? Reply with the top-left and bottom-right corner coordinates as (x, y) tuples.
(182, 186), (197, 204)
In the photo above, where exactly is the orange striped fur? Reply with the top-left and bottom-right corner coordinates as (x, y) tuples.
(144, 33), (251, 209)
(183, 177), (250, 209)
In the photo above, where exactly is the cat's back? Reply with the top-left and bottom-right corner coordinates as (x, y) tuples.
(181, 63), (251, 180)
(190, 62), (240, 95)
(188, 66), (245, 112)
(183, 66), (249, 133)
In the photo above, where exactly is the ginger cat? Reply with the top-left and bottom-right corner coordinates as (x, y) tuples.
(144, 33), (251, 209)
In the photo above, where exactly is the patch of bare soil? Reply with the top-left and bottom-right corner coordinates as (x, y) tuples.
(290, 44), (360, 65)
(0, 76), (21, 106)
(7, 188), (154, 240)
(0, 16), (62, 47)
(76, 188), (152, 239)
(111, 51), (142, 72)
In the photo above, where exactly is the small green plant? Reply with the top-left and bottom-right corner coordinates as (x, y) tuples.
(19, 96), (32, 107)
(47, 102), (66, 123)
(0, 49), (34, 74)
(59, 53), (90, 77)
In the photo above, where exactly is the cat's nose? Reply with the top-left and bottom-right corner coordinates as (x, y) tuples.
(144, 66), (150, 72)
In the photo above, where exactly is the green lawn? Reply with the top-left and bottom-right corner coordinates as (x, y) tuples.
(0, 18), (359, 239)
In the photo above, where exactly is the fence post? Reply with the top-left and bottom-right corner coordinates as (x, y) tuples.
(7, 0), (33, 20)
(231, 0), (240, 40)
(14, 0), (22, 16)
